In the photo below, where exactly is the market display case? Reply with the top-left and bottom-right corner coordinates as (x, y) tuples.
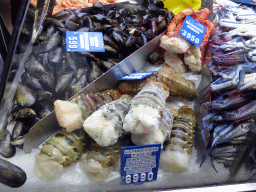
(1, 0), (256, 191)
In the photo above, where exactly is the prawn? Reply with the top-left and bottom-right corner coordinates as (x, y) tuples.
(30, 0), (117, 15)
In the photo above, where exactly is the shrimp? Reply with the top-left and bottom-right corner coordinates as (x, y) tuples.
(30, 0), (118, 15)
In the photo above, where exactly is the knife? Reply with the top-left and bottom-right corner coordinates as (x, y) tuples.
(23, 32), (163, 154)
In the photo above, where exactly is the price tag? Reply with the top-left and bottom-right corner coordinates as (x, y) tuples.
(121, 144), (161, 185)
(230, 0), (252, 3)
(117, 71), (157, 81)
(66, 31), (105, 52)
(179, 15), (207, 47)
(111, 61), (136, 80)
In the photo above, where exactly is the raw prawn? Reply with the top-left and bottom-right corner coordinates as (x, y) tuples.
(31, 0), (116, 15)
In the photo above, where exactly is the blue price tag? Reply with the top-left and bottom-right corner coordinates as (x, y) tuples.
(117, 71), (157, 81)
(230, 0), (252, 3)
(66, 31), (105, 52)
(111, 61), (136, 80)
(121, 144), (161, 185)
(179, 16), (207, 47)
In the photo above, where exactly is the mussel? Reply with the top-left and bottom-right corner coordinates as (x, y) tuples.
(0, 159), (27, 188)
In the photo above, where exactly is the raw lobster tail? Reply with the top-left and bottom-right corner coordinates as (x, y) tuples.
(40, 129), (86, 166)
(72, 89), (122, 119)
(123, 82), (169, 135)
(34, 128), (87, 180)
(167, 106), (196, 154)
(160, 106), (196, 172)
(80, 136), (132, 183)
(54, 89), (121, 132)
(149, 64), (198, 100)
(83, 95), (132, 147)
(123, 82), (171, 146)
(118, 64), (198, 101)
(128, 82), (169, 117)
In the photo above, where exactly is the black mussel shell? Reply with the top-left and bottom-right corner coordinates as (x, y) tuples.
(52, 10), (72, 21)
(55, 72), (74, 94)
(0, 159), (27, 188)
(148, 51), (160, 64)
(65, 19), (80, 31)
(0, 130), (16, 158)
(11, 121), (24, 141)
(92, 2), (106, 14)
(155, 1), (164, 8)
(46, 18), (65, 28)
(15, 85), (36, 108)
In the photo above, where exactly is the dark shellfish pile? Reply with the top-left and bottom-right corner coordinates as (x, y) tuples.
(1, 2), (172, 158)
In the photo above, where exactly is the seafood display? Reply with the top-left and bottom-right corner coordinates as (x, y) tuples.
(160, 106), (196, 172)
(5, 0), (256, 190)
(0, 1), (171, 157)
(200, 0), (256, 172)
(49, 51), (199, 182)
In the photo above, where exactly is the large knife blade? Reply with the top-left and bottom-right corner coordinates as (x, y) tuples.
(23, 32), (164, 154)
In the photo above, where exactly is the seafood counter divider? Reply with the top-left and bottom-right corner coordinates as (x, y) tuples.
(1, 0), (256, 191)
